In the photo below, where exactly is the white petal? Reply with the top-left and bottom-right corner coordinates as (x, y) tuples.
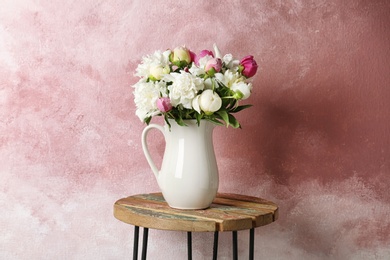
(213, 43), (222, 59)
(192, 95), (201, 114)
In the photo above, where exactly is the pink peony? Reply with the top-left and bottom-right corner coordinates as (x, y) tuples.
(205, 58), (222, 75)
(156, 97), (173, 112)
(240, 55), (258, 78)
(194, 50), (214, 66)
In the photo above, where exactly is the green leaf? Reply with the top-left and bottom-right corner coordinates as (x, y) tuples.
(231, 104), (253, 113)
(164, 114), (171, 129)
(175, 116), (187, 126)
(144, 116), (152, 125)
(221, 97), (231, 108)
(216, 110), (229, 126)
(195, 113), (203, 126)
(225, 98), (237, 110)
(228, 114), (241, 128)
(206, 118), (224, 126)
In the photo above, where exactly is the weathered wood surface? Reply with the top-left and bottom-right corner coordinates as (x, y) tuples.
(114, 193), (278, 232)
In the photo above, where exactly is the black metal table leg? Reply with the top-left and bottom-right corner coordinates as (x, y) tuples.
(213, 231), (219, 260)
(133, 226), (140, 260)
(187, 232), (192, 260)
(141, 228), (149, 260)
(232, 231), (238, 260)
(249, 228), (255, 260)
(133, 227), (254, 260)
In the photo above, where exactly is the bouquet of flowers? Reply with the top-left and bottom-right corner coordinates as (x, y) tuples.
(132, 44), (258, 128)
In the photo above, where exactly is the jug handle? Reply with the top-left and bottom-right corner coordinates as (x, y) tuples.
(141, 124), (165, 178)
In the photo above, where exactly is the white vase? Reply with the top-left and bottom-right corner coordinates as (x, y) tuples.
(141, 119), (219, 209)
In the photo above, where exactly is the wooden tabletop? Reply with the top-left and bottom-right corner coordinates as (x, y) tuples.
(114, 193), (278, 232)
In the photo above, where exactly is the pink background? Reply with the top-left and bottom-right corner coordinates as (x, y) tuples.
(1, 0), (390, 259)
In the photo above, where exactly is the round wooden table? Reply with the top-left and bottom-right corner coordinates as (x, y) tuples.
(114, 192), (278, 260)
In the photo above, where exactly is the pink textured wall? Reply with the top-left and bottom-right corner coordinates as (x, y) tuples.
(1, 0), (389, 259)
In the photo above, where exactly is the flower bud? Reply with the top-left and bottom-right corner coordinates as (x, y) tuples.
(156, 97), (173, 112)
(194, 50), (214, 66)
(232, 90), (244, 100)
(149, 65), (170, 81)
(205, 58), (222, 76)
(239, 55), (258, 78)
(189, 50), (196, 63)
(192, 89), (222, 115)
(170, 46), (192, 66)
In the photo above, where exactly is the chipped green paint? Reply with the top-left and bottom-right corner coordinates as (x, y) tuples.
(133, 193), (166, 202)
(124, 206), (199, 221)
(211, 204), (264, 215)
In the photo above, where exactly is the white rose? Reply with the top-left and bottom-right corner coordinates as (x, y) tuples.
(192, 89), (222, 115)
(231, 82), (252, 100)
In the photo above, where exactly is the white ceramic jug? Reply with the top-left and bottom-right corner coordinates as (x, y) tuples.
(142, 119), (219, 209)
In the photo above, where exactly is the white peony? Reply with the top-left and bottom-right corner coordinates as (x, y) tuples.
(192, 89), (222, 115)
(215, 70), (251, 99)
(222, 54), (240, 70)
(215, 70), (243, 88)
(135, 50), (171, 79)
(231, 81), (252, 100)
(133, 80), (167, 121)
(213, 44), (239, 70)
(188, 62), (204, 77)
(164, 71), (204, 109)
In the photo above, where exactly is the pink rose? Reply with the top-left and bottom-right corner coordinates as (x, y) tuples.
(194, 50), (214, 66)
(156, 97), (172, 112)
(240, 55), (258, 78)
(205, 58), (222, 76)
